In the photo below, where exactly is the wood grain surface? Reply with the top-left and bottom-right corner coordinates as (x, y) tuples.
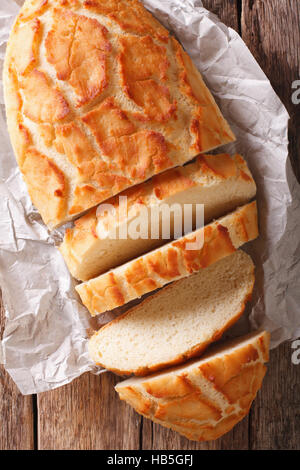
(38, 372), (141, 450)
(242, 0), (300, 182)
(0, 297), (34, 450)
(250, 342), (300, 450)
(0, 0), (299, 450)
(202, 0), (240, 32)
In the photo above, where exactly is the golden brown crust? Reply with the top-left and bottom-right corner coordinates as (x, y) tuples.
(19, 0), (49, 22)
(82, 97), (173, 179)
(152, 168), (196, 200)
(4, 0), (235, 227)
(119, 35), (176, 122)
(20, 69), (70, 123)
(69, 186), (110, 216)
(118, 386), (153, 415)
(147, 247), (181, 280)
(39, 123), (56, 147)
(101, 130), (173, 179)
(198, 154), (238, 179)
(9, 18), (42, 77)
(125, 259), (159, 296)
(12, 120), (33, 167)
(173, 224), (236, 272)
(79, 271), (125, 314)
(115, 331), (270, 441)
(82, 97), (136, 141)
(21, 148), (68, 226)
(76, 202), (258, 316)
(3, 63), (70, 227)
(154, 392), (222, 423)
(172, 37), (235, 152)
(143, 373), (194, 399)
(83, 0), (169, 42)
(45, 8), (111, 106)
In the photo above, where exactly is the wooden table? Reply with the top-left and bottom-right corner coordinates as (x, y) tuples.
(1, 0), (300, 450)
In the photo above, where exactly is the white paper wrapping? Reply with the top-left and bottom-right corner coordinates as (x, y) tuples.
(0, 0), (299, 395)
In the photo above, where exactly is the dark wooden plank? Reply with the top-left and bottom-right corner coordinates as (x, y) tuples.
(142, 416), (249, 450)
(0, 294), (34, 450)
(242, 0), (300, 107)
(202, 0), (240, 31)
(242, 0), (300, 449)
(249, 342), (300, 450)
(242, 0), (300, 180)
(38, 371), (141, 450)
(141, 0), (247, 450)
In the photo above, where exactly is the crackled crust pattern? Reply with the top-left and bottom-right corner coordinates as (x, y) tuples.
(45, 8), (111, 107)
(4, 0), (235, 228)
(76, 201), (258, 316)
(115, 331), (270, 441)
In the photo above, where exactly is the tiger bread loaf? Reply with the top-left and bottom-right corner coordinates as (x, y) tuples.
(60, 153), (256, 281)
(115, 330), (270, 441)
(76, 201), (258, 316)
(4, 0), (235, 229)
(89, 250), (256, 375)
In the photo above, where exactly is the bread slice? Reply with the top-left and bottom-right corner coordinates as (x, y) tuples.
(60, 153), (256, 281)
(4, 0), (235, 228)
(89, 250), (256, 375)
(76, 202), (258, 316)
(115, 330), (270, 441)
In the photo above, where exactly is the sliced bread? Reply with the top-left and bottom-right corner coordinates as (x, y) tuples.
(4, 0), (235, 228)
(115, 330), (270, 441)
(77, 201), (258, 316)
(88, 250), (256, 375)
(60, 153), (256, 281)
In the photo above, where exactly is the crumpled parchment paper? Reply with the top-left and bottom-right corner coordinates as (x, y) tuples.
(0, 0), (299, 395)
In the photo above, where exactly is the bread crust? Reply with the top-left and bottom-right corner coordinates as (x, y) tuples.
(76, 201), (258, 316)
(60, 153), (256, 281)
(115, 330), (270, 441)
(4, 0), (235, 228)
